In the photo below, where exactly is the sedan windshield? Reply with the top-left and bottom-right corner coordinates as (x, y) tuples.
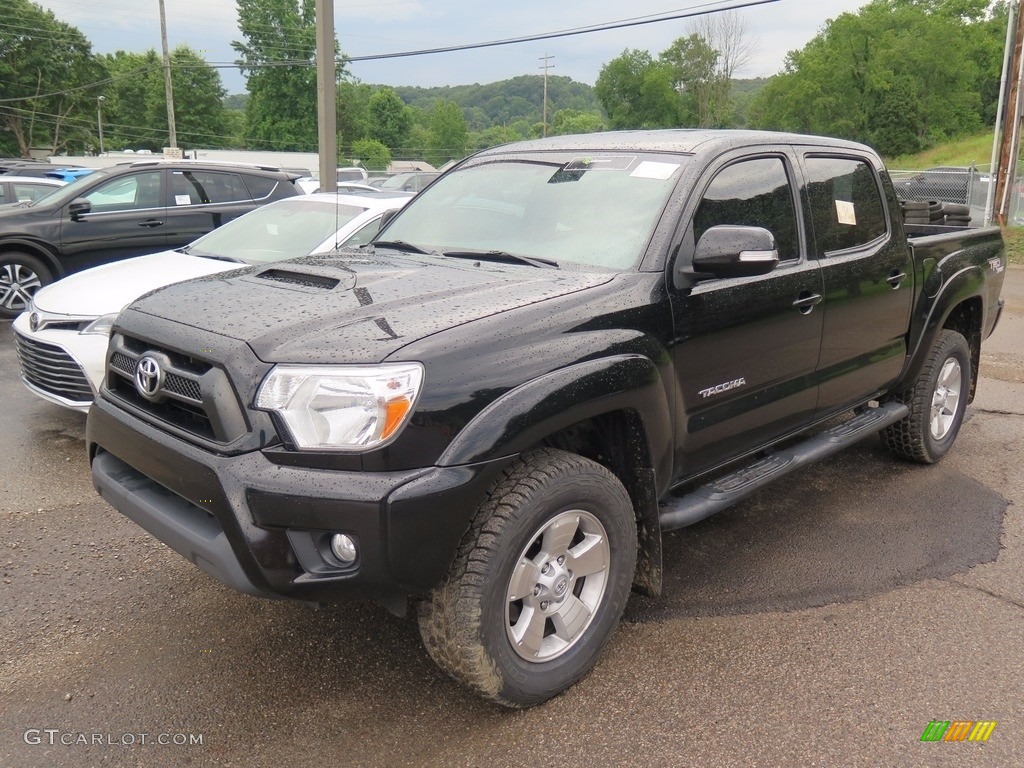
(380, 152), (686, 270)
(185, 198), (368, 264)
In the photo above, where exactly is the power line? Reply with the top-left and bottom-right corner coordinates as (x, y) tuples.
(342, 0), (779, 62)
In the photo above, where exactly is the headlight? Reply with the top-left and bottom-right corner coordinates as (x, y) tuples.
(80, 313), (118, 336)
(255, 363), (424, 450)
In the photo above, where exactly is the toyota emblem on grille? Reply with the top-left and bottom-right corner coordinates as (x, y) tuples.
(135, 355), (164, 399)
(29, 312), (40, 332)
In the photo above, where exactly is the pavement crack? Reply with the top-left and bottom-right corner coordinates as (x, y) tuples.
(946, 578), (1024, 611)
(971, 407), (1024, 417)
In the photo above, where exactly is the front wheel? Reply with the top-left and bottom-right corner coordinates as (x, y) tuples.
(0, 251), (52, 319)
(881, 329), (971, 463)
(418, 448), (637, 707)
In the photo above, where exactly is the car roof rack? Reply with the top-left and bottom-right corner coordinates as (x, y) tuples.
(117, 159), (285, 172)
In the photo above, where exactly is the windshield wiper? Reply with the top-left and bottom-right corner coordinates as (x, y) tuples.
(372, 239), (433, 255)
(442, 250), (559, 269)
(189, 250), (246, 263)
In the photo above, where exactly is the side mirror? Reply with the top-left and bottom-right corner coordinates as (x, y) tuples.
(691, 225), (779, 279)
(67, 198), (91, 221)
(376, 207), (400, 234)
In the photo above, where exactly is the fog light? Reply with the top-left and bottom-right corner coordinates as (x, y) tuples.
(330, 533), (357, 563)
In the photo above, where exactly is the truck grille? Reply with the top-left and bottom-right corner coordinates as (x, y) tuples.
(105, 334), (248, 444)
(14, 332), (93, 405)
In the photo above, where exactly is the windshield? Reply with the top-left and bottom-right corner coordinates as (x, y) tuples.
(379, 173), (413, 189)
(380, 152), (686, 270)
(27, 169), (112, 208)
(185, 197), (367, 264)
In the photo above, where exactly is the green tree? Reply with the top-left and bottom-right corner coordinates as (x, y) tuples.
(351, 138), (391, 170)
(749, 0), (993, 155)
(549, 109), (605, 136)
(659, 35), (719, 126)
(594, 50), (682, 129)
(233, 0), (333, 150)
(100, 47), (231, 150)
(427, 99), (468, 165)
(337, 78), (371, 151)
(470, 124), (523, 151)
(0, 0), (105, 156)
(368, 88), (412, 150)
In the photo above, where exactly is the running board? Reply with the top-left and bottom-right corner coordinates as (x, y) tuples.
(658, 401), (909, 531)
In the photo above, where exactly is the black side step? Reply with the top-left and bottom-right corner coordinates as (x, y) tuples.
(659, 401), (909, 531)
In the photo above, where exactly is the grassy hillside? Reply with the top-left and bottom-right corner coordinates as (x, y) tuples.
(887, 131), (995, 169)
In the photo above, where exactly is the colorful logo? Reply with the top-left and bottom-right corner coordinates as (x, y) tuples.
(920, 721), (996, 742)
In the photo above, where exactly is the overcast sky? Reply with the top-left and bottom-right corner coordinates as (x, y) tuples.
(36, 0), (870, 94)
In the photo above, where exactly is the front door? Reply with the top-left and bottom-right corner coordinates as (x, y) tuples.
(669, 153), (824, 481)
(59, 169), (167, 273)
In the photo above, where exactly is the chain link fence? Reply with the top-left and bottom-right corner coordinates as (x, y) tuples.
(887, 165), (1024, 226)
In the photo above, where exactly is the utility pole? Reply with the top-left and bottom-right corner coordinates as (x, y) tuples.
(97, 95), (105, 155)
(158, 0), (177, 150)
(994, 0), (1024, 225)
(315, 0), (337, 192)
(539, 54), (554, 137)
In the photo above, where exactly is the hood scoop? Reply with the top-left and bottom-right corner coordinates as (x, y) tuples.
(255, 268), (341, 290)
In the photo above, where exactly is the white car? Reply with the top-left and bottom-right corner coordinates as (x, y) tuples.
(0, 175), (65, 206)
(13, 192), (410, 411)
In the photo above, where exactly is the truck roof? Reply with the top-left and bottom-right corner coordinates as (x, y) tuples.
(479, 129), (877, 158)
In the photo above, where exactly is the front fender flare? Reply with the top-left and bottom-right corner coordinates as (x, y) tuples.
(437, 354), (672, 481)
(437, 353), (672, 598)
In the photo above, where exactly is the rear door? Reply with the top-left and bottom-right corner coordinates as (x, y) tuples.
(165, 169), (256, 246)
(798, 153), (914, 414)
(59, 169), (168, 273)
(668, 151), (824, 480)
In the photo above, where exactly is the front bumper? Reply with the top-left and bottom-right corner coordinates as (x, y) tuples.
(88, 395), (511, 605)
(12, 311), (106, 411)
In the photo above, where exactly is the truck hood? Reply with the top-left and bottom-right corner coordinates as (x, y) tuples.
(32, 250), (238, 317)
(127, 250), (615, 364)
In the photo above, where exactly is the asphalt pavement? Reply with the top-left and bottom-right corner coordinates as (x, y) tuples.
(1, 269), (1022, 768)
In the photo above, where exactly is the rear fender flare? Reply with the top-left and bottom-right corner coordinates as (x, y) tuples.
(897, 264), (983, 392)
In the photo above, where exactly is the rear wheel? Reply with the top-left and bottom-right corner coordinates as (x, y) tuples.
(882, 329), (971, 463)
(418, 448), (637, 707)
(0, 251), (52, 319)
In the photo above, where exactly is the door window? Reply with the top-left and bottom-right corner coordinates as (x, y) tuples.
(693, 157), (799, 262)
(171, 171), (250, 205)
(84, 171), (163, 212)
(12, 182), (54, 203)
(804, 157), (887, 254)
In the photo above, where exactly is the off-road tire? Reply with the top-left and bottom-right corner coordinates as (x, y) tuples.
(417, 448), (637, 708)
(881, 329), (971, 463)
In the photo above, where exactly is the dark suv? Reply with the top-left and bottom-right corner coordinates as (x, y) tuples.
(0, 160), (302, 318)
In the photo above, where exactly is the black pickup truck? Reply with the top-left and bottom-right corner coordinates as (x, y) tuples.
(86, 130), (1006, 707)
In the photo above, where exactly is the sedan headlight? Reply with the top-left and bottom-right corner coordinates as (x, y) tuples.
(80, 313), (119, 336)
(255, 363), (424, 450)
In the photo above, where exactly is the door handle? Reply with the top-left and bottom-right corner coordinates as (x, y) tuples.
(887, 270), (907, 288)
(792, 292), (822, 313)
(138, 219), (164, 228)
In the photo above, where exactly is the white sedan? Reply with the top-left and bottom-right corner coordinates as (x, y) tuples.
(13, 192), (409, 412)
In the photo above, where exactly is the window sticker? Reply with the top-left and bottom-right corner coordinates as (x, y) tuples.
(174, 194), (192, 206)
(564, 156), (636, 172)
(835, 199), (857, 226)
(630, 161), (679, 180)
